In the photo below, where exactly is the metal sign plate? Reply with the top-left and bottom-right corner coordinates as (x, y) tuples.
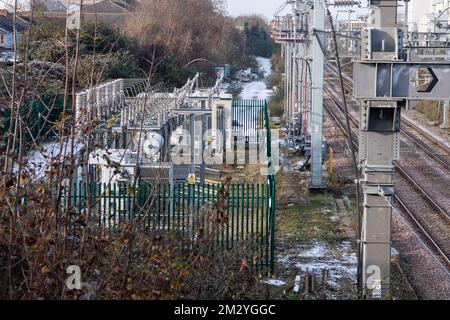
(354, 61), (450, 100)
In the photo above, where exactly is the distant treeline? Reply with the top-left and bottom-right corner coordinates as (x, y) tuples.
(20, 0), (277, 90)
(240, 17), (277, 58)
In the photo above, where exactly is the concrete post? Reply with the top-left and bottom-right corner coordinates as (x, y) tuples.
(200, 100), (207, 184)
(96, 85), (103, 120)
(286, 43), (291, 133)
(298, 53), (304, 136)
(113, 80), (120, 112)
(105, 82), (113, 116)
(86, 89), (94, 120)
(310, 0), (325, 190)
(119, 80), (124, 110)
(190, 114), (196, 176)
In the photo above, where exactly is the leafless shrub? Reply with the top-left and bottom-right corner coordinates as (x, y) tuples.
(0, 0), (265, 300)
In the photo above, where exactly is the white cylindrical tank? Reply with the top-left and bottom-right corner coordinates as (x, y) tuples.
(143, 132), (165, 157)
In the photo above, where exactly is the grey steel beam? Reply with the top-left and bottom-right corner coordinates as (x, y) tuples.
(358, 0), (399, 298)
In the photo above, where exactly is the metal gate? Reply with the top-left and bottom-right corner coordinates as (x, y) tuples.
(232, 99), (266, 144)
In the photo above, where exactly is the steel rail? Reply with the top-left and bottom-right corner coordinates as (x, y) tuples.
(325, 85), (449, 217)
(394, 194), (450, 269)
(323, 85), (450, 268)
(400, 118), (450, 171)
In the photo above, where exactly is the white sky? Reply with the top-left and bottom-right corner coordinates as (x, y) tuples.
(225, 0), (370, 20)
(225, 0), (286, 18)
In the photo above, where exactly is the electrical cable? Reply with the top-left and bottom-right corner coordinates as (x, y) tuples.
(274, 0), (290, 17)
(326, 5), (363, 296)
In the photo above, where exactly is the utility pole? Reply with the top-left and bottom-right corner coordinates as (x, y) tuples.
(337, 9), (355, 53)
(310, 0), (325, 190)
(270, 0), (325, 189)
(272, 1), (310, 146)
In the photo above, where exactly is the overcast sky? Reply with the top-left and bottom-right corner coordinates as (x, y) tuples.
(225, 0), (370, 20)
(225, 0), (286, 18)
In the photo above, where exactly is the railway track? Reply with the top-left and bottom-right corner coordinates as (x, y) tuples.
(325, 85), (449, 216)
(325, 63), (450, 209)
(326, 62), (450, 171)
(323, 85), (450, 270)
(400, 118), (450, 171)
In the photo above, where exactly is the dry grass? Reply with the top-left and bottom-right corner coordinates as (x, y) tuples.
(414, 101), (443, 123)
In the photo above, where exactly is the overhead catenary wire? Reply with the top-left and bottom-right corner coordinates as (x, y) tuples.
(326, 6), (363, 295)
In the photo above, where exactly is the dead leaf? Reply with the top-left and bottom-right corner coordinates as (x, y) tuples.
(239, 258), (249, 272)
(41, 266), (50, 274)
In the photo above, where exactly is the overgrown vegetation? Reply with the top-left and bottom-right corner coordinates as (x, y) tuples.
(267, 51), (284, 117)
(22, 19), (143, 88)
(237, 15), (276, 58)
(0, 62), (66, 145)
(414, 101), (444, 124)
(0, 0), (279, 300)
(122, 0), (263, 86)
(17, 0), (273, 90)
(0, 182), (266, 299)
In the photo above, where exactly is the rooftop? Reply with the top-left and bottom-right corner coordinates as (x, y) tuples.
(0, 13), (28, 33)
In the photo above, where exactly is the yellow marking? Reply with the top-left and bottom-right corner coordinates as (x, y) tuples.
(205, 179), (220, 185)
(187, 174), (196, 185)
(328, 147), (334, 176)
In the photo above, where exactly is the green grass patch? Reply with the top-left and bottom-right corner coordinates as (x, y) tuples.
(276, 195), (347, 245)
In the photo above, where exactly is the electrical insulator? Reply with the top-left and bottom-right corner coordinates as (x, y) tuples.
(332, 0), (361, 7)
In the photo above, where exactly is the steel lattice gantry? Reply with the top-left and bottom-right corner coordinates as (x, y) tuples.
(310, 0), (326, 189)
(270, 0), (327, 189)
(354, 0), (450, 298)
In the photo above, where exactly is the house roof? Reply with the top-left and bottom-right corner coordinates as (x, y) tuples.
(0, 15), (29, 33)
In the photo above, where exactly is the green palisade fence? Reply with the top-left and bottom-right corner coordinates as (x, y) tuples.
(69, 99), (277, 274)
(69, 181), (276, 275)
